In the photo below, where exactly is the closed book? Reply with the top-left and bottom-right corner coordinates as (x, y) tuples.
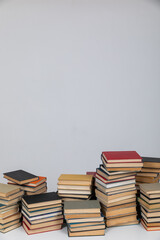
(0, 183), (20, 198)
(22, 192), (62, 208)
(22, 221), (62, 235)
(23, 216), (63, 229)
(139, 183), (160, 194)
(96, 178), (135, 189)
(64, 200), (100, 214)
(3, 170), (38, 185)
(68, 228), (105, 237)
(106, 214), (138, 227)
(142, 157), (160, 169)
(102, 151), (142, 162)
(0, 222), (21, 233)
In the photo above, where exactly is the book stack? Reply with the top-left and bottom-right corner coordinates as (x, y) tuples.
(136, 157), (160, 187)
(95, 151), (143, 227)
(22, 192), (63, 234)
(57, 174), (93, 201)
(0, 183), (24, 233)
(64, 200), (105, 237)
(4, 170), (47, 195)
(139, 183), (160, 231)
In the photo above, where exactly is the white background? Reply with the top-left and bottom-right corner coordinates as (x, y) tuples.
(0, 0), (160, 239)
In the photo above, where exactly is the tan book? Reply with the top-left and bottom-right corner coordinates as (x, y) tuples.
(22, 205), (62, 217)
(141, 168), (160, 173)
(139, 183), (160, 194)
(106, 214), (137, 227)
(140, 189), (160, 199)
(138, 198), (160, 209)
(68, 229), (105, 237)
(8, 182), (47, 192)
(0, 204), (18, 214)
(28, 214), (63, 225)
(67, 216), (104, 223)
(142, 218), (160, 227)
(70, 224), (105, 232)
(141, 219), (160, 231)
(0, 196), (23, 206)
(0, 219), (20, 230)
(69, 221), (104, 228)
(0, 222), (21, 233)
(0, 183), (20, 198)
(101, 201), (136, 212)
(102, 205), (137, 218)
(0, 206), (19, 219)
(58, 194), (89, 198)
(141, 207), (160, 218)
(23, 222), (62, 234)
(58, 174), (93, 182)
(136, 172), (158, 178)
(58, 185), (91, 190)
(0, 212), (21, 224)
(25, 186), (47, 195)
(97, 195), (136, 208)
(65, 213), (101, 219)
(107, 168), (142, 171)
(142, 212), (160, 223)
(140, 194), (160, 204)
(136, 176), (159, 183)
(0, 190), (24, 200)
(23, 216), (63, 229)
(22, 203), (61, 212)
(95, 189), (136, 204)
(58, 189), (91, 195)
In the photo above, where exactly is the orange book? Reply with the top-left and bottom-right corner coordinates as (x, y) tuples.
(24, 177), (47, 187)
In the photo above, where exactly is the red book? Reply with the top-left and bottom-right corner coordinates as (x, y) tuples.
(102, 151), (142, 162)
(96, 173), (135, 184)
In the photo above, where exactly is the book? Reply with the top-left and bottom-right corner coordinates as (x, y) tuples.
(3, 170), (38, 185)
(139, 183), (160, 194)
(0, 183), (20, 198)
(22, 192), (62, 208)
(142, 157), (160, 169)
(68, 229), (105, 236)
(22, 221), (62, 235)
(102, 151), (142, 162)
(23, 216), (63, 229)
(64, 200), (100, 214)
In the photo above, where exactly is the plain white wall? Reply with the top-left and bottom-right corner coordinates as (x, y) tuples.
(0, 0), (160, 190)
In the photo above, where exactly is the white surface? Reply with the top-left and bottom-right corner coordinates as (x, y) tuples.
(1, 224), (160, 240)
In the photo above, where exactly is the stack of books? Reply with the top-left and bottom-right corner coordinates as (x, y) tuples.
(64, 200), (105, 237)
(57, 174), (93, 201)
(4, 170), (47, 195)
(136, 157), (160, 187)
(139, 183), (160, 231)
(95, 151), (143, 227)
(22, 192), (63, 234)
(0, 183), (24, 233)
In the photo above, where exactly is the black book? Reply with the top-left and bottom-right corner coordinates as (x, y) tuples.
(3, 170), (38, 185)
(22, 192), (62, 208)
(142, 157), (160, 169)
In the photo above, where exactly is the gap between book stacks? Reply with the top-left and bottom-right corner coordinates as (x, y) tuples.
(0, 151), (160, 236)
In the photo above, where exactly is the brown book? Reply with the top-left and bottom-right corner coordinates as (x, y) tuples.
(25, 186), (47, 195)
(0, 183), (20, 198)
(0, 219), (20, 230)
(136, 176), (159, 183)
(0, 222), (21, 233)
(106, 214), (138, 227)
(141, 168), (160, 173)
(0, 206), (19, 219)
(0, 212), (21, 224)
(65, 213), (101, 219)
(69, 224), (105, 232)
(139, 183), (160, 194)
(23, 221), (62, 235)
(97, 195), (136, 208)
(23, 216), (63, 229)
(102, 205), (137, 218)
(141, 219), (160, 231)
(138, 198), (160, 209)
(68, 229), (105, 237)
